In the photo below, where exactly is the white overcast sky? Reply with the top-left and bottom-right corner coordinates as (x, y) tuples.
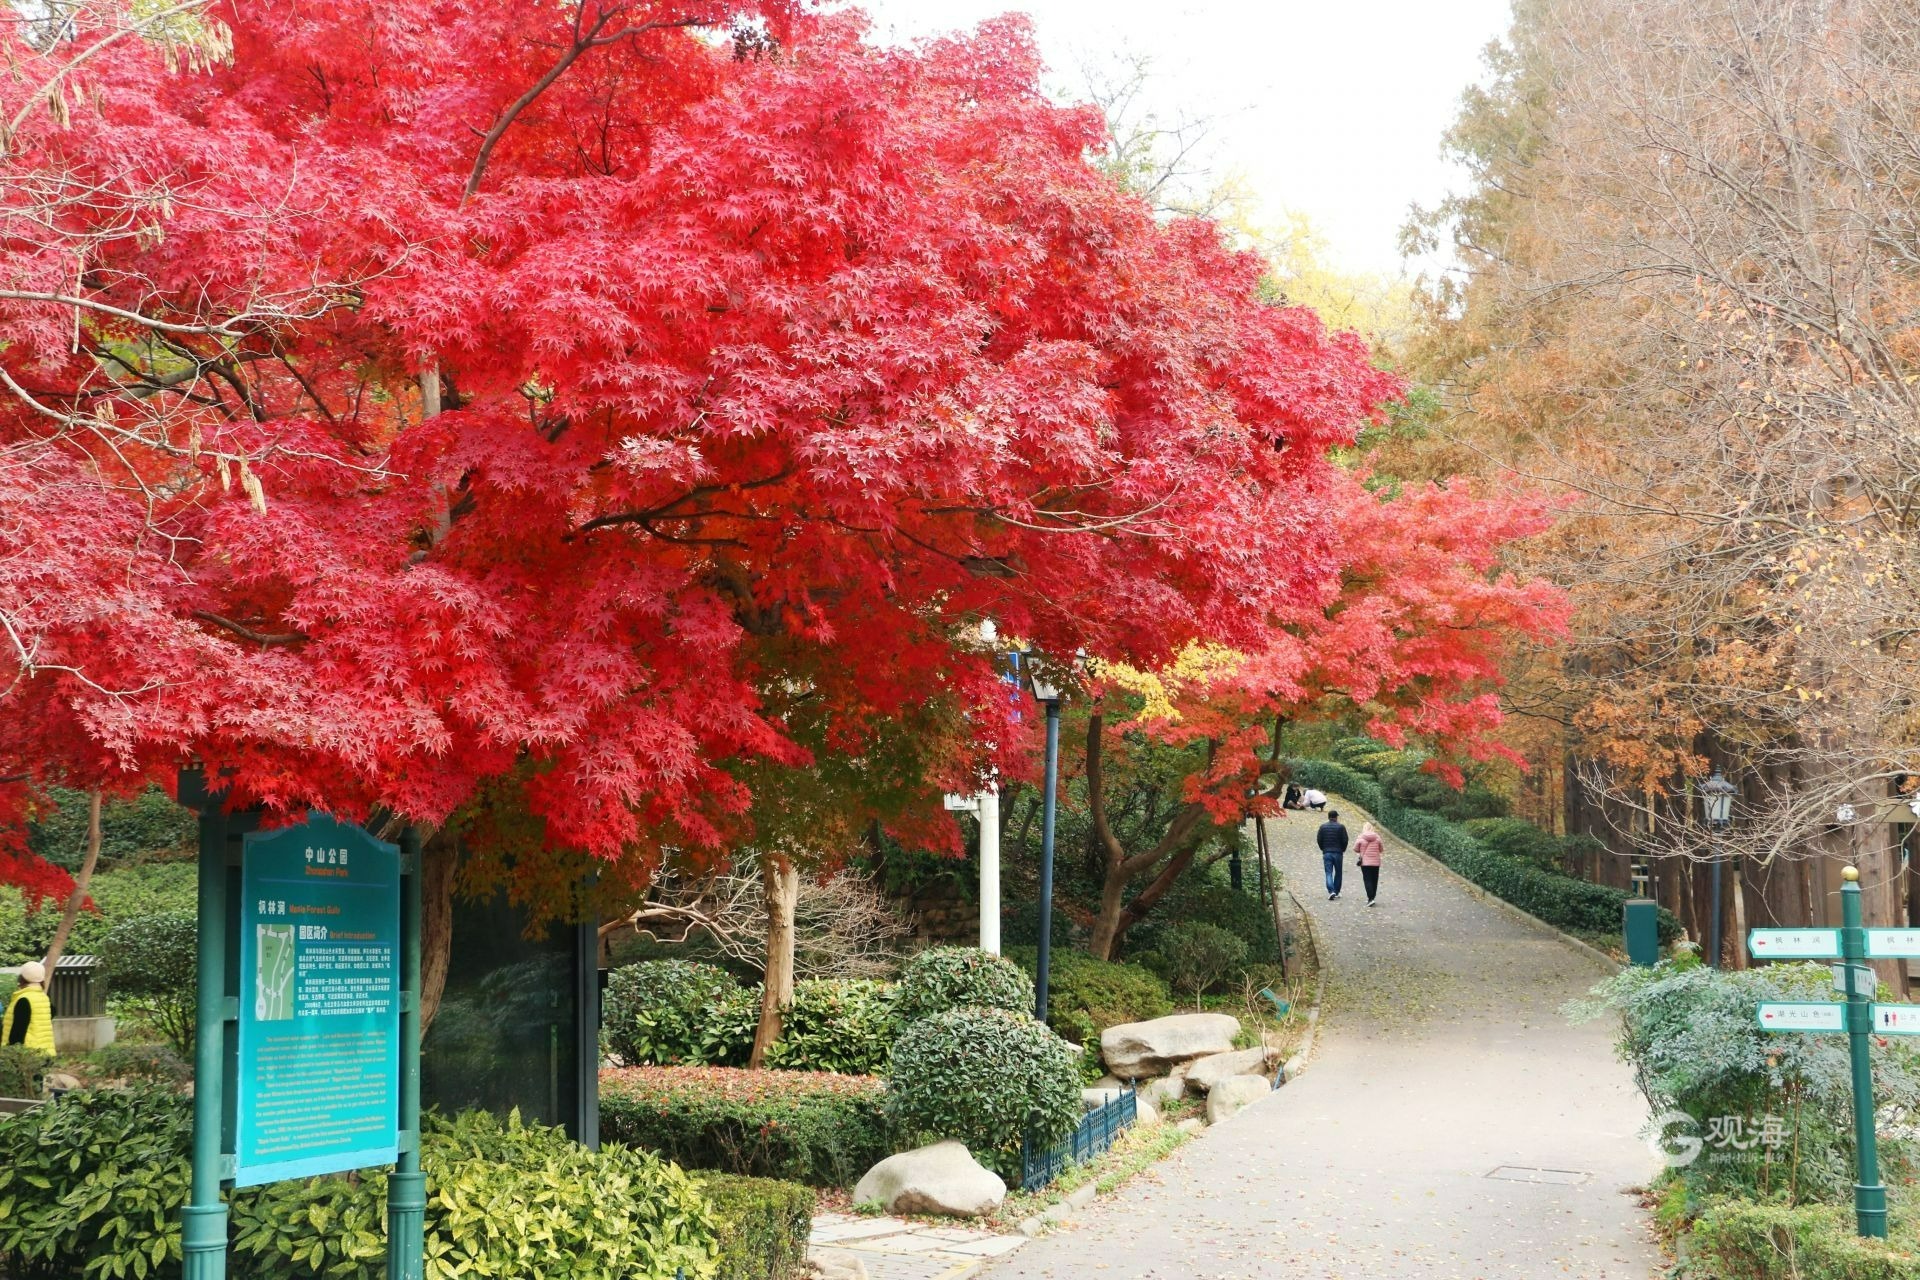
(850, 0), (1516, 278)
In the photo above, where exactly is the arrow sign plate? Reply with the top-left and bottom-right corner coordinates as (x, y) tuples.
(1749, 929), (1842, 960)
(1867, 929), (1920, 959)
(1756, 1001), (1846, 1033)
(1874, 1004), (1920, 1036)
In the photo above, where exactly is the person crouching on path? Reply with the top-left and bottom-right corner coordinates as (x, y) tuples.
(6, 961), (55, 1057)
(1317, 810), (1349, 901)
(1354, 822), (1385, 906)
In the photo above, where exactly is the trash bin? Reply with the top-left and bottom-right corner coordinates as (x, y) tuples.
(1623, 900), (1661, 967)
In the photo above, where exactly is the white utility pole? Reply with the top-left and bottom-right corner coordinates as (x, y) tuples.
(978, 786), (1000, 953)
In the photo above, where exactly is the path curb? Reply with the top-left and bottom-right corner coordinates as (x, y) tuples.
(1329, 796), (1622, 976)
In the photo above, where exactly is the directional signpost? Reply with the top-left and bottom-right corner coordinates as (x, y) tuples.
(1746, 866), (1920, 1239)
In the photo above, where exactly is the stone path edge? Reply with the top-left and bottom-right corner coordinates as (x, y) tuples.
(1325, 795), (1623, 977)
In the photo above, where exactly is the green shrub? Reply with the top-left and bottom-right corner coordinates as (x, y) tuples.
(887, 1007), (1082, 1180)
(1291, 759), (1683, 944)
(1006, 948), (1171, 1047)
(764, 979), (898, 1076)
(1130, 872), (1277, 964)
(99, 910), (198, 1055)
(701, 1174), (814, 1280)
(0, 861), (199, 967)
(601, 1066), (889, 1187)
(604, 959), (754, 1067)
(1144, 921), (1249, 996)
(0, 1088), (722, 1280)
(0, 1046), (46, 1099)
(894, 946), (1031, 1024)
(1687, 1198), (1920, 1279)
(78, 1043), (189, 1090)
(1576, 958), (1920, 1203)
(1462, 817), (1566, 869)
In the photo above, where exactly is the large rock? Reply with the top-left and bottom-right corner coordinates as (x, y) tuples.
(1101, 1013), (1240, 1078)
(1138, 1072), (1187, 1109)
(1206, 1074), (1272, 1124)
(853, 1141), (1006, 1218)
(1184, 1047), (1278, 1096)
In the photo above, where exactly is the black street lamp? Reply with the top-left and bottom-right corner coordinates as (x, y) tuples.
(1700, 769), (1737, 968)
(1027, 658), (1065, 1024)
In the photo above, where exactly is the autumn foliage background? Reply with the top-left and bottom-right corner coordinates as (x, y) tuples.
(0, 0), (1563, 927)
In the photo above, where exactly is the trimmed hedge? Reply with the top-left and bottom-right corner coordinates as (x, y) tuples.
(604, 959), (756, 1067)
(702, 1174), (814, 1280)
(1687, 1199), (1920, 1279)
(601, 1066), (889, 1187)
(1006, 948), (1171, 1046)
(764, 979), (898, 1076)
(894, 946), (1031, 1024)
(1291, 759), (1682, 944)
(887, 1007), (1083, 1181)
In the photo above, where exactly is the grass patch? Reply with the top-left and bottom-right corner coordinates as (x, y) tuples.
(978, 1122), (1192, 1234)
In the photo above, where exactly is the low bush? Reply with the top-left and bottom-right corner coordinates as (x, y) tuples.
(0, 1046), (45, 1099)
(1143, 921), (1249, 996)
(77, 1043), (190, 1090)
(604, 959), (755, 1067)
(601, 1065), (889, 1187)
(887, 1006), (1082, 1180)
(1291, 759), (1683, 944)
(701, 1174), (814, 1280)
(1461, 817), (1565, 869)
(1686, 1198), (1920, 1279)
(99, 910), (198, 1055)
(1576, 957), (1920, 1204)
(0, 1088), (722, 1280)
(1006, 948), (1171, 1046)
(894, 946), (1031, 1024)
(764, 979), (898, 1076)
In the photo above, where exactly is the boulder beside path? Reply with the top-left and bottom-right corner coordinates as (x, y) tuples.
(853, 1141), (1007, 1218)
(1101, 1013), (1240, 1078)
(1184, 1046), (1278, 1095)
(1205, 1074), (1273, 1124)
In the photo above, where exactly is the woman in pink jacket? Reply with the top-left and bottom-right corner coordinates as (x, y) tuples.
(1354, 822), (1385, 906)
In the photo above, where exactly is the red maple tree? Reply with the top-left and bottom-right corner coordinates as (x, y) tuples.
(0, 0), (1546, 972)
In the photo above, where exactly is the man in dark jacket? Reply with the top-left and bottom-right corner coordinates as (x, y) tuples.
(1317, 810), (1349, 901)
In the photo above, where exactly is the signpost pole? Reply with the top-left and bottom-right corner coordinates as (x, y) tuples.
(387, 827), (426, 1280)
(1841, 866), (1889, 1239)
(183, 781), (230, 1280)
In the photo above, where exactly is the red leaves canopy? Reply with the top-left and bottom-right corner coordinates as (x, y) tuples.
(0, 2), (1549, 887)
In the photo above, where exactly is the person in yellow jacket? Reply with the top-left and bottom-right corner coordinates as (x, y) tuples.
(5, 961), (55, 1056)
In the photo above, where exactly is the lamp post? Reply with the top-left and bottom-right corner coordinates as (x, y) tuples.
(1700, 769), (1736, 968)
(1028, 659), (1065, 1024)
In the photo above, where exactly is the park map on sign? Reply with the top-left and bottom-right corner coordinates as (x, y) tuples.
(254, 925), (295, 1021)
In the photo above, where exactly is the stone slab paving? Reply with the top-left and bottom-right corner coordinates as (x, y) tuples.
(811, 1212), (1028, 1279)
(980, 801), (1667, 1279)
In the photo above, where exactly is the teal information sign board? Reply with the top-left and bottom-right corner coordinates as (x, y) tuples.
(235, 814), (401, 1187)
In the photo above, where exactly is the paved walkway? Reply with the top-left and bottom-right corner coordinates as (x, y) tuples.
(983, 802), (1665, 1279)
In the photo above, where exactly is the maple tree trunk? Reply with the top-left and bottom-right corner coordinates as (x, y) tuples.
(1108, 837), (1208, 956)
(41, 790), (102, 972)
(748, 852), (798, 1069)
(418, 829), (459, 1035)
(1087, 870), (1129, 962)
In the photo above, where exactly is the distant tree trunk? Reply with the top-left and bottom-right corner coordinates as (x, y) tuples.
(749, 852), (798, 1068)
(1085, 710), (1212, 961)
(1729, 858), (1750, 969)
(42, 790), (102, 973)
(418, 829), (459, 1034)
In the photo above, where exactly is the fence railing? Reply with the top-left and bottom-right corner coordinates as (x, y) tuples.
(1019, 1086), (1137, 1192)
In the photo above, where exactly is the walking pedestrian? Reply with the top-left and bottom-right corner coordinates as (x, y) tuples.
(1355, 821), (1385, 906)
(1317, 809), (1349, 900)
(5, 961), (55, 1057)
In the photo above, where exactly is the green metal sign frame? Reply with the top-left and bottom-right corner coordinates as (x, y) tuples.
(179, 771), (423, 1280)
(1751, 867), (1887, 1239)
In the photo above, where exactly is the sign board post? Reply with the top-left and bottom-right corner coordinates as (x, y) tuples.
(1838, 869), (1889, 1240)
(179, 772), (422, 1278)
(1748, 867), (1887, 1239)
